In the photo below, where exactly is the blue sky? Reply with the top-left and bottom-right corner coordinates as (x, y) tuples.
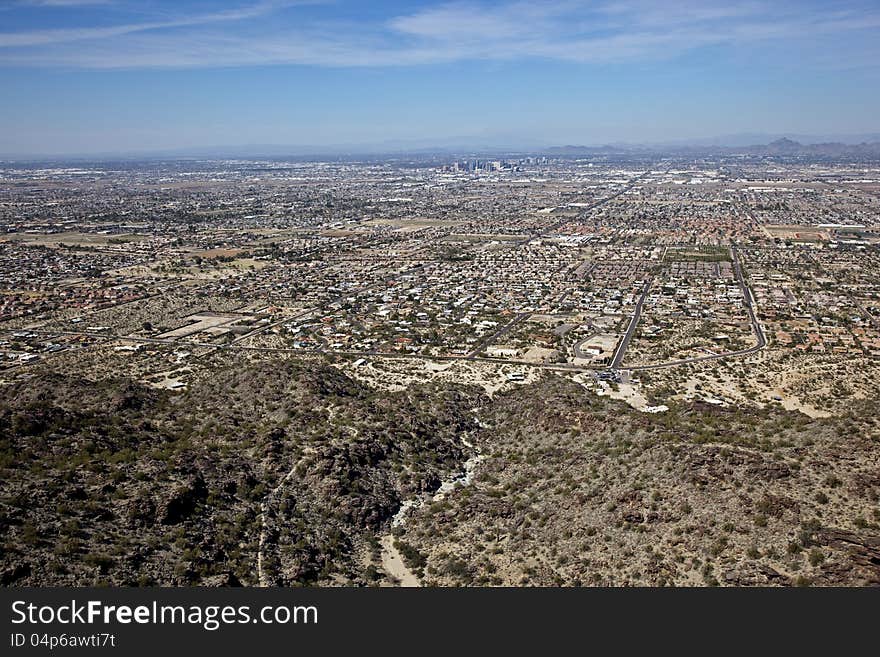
(1, 0), (879, 155)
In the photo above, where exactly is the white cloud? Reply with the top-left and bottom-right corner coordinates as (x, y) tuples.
(390, 2), (559, 41)
(0, 0), (878, 69)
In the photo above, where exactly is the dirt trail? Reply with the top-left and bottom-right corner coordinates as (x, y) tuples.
(379, 433), (485, 587)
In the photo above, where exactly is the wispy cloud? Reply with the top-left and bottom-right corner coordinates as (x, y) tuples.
(0, 2), (307, 48)
(18, 1), (114, 6)
(13, 0), (120, 9)
(0, 0), (878, 69)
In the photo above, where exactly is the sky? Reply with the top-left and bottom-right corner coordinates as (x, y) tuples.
(1, 0), (879, 155)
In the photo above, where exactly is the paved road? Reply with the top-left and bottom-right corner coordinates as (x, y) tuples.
(803, 252), (880, 330)
(571, 322), (601, 359)
(732, 245), (767, 350)
(466, 312), (529, 359)
(628, 342), (764, 371)
(11, 318), (769, 377)
(8, 246), (771, 375)
(528, 170), (651, 242)
(231, 261), (430, 348)
(629, 246), (767, 370)
(610, 277), (653, 369)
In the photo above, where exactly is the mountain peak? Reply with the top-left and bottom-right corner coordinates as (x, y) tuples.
(768, 137), (802, 148)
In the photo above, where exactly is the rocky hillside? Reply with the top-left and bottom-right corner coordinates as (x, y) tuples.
(396, 377), (880, 586)
(0, 361), (485, 585)
(2, 362), (877, 587)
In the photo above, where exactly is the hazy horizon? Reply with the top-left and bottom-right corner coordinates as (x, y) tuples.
(2, 1), (880, 155)
(5, 130), (880, 160)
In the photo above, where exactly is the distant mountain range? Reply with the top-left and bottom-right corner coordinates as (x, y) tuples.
(125, 134), (880, 159)
(758, 137), (880, 156)
(651, 132), (880, 147)
(546, 137), (880, 158)
(4, 134), (880, 161)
